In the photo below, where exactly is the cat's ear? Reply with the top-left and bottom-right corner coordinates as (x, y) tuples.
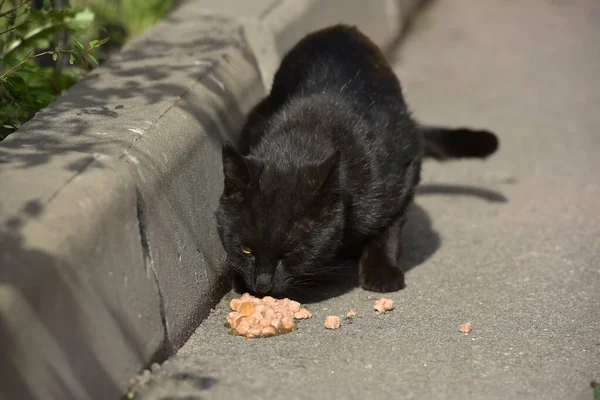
(317, 150), (341, 201)
(222, 142), (250, 197)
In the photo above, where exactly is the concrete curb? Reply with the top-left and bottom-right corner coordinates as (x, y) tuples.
(0, 0), (422, 398)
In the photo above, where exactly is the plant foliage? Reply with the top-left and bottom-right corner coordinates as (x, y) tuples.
(0, 0), (107, 139)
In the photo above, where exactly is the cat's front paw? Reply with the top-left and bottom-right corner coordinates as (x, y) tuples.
(359, 262), (405, 293)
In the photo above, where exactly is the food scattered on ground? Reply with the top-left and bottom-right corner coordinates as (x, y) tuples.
(294, 308), (313, 319)
(459, 322), (472, 335)
(324, 315), (341, 329)
(346, 309), (358, 318)
(374, 297), (394, 313)
(227, 293), (312, 338)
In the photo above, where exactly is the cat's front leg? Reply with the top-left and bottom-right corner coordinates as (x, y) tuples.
(359, 214), (406, 292)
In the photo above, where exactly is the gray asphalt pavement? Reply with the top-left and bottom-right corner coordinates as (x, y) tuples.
(134, 0), (600, 398)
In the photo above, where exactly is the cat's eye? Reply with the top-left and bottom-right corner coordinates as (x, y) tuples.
(240, 245), (253, 255)
(283, 251), (295, 258)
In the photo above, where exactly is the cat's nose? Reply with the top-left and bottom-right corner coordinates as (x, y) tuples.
(254, 273), (274, 294)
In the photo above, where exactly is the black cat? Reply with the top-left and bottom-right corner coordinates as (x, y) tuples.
(215, 25), (498, 297)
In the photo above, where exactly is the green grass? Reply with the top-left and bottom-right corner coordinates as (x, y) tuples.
(592, 381), (600, 400)
(72, 0), (173, 42)
(1, 0), (172, 140)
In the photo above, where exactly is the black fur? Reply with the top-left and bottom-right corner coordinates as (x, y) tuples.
(420, 125), (498, 160)
(215, 25), (498, 297)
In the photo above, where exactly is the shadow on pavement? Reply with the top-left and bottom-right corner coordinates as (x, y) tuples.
(417, 183), (508, 203)
(133, 367), (218, 400)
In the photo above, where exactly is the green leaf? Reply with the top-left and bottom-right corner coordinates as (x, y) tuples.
(69, 54), (76, 65)
(1, 58), (22, 66)
(64, 8), (95, 31)
(42, 0), (52, 11)
(74, 40), (85, 51)
(52, 53), (58, 61)
(86, 54), (98, 66)
(3, 22), (55, 60)
(16, 68), (34, 74)
(94, 37), (110, 47)
(7, 75), (26, 85)
(28, 90), (53, 97)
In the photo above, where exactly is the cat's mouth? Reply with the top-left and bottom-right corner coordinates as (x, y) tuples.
(231, 273), (291, 299)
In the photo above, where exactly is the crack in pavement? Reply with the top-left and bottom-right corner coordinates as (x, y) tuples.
(136, 188), (174, 358)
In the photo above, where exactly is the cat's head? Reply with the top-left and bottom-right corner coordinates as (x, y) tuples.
(215, 143), (345, 297)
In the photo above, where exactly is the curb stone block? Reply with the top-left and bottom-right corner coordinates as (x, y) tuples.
(0, 0), (423, 398)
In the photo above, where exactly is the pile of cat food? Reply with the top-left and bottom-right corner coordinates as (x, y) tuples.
(226, 294), (398, 337)
(227, 293), (312, 338)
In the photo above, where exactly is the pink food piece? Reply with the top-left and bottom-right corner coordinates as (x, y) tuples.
(246, 325), (263, 338)
(281, 316), (295, 330)
(374, 298), (394, 314)
(255, 304), (266, 313)
(240, 293), (253, 302)
(289, 300), (301, 313)
(244, 315), (256, 327)
(270, 318), (282, 330)
(235, 318), (251, 336)
(230, 298), (242, 312)
(227, 311), (241, 327)
(346, 309), (358, 318)
(250, 311), (263, 321)
(294, 308), (312, 319)
(324, 316), (341, 329)
(460, 322), (472, 335)
(263, 308), (275, 320)
(261, 325), (277, 336)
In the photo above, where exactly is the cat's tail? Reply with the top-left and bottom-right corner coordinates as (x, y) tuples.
(418, 124), (499, 160)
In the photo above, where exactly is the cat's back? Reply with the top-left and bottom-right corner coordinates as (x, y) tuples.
(270, 25), (405, 103)
(242, 25), (415, 155)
